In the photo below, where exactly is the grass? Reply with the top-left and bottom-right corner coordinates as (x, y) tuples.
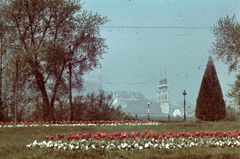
(1, 121), (240, 158)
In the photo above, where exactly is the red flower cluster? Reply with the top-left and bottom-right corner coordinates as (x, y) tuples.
(56, 133), (65, 140)
(44, 135), (54, 140)
(42, 129), (240, 143)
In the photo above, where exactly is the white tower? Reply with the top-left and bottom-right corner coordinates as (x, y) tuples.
(157, 70), (170, 114)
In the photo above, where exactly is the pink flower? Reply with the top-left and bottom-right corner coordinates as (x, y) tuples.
(134, 137), (138, 141)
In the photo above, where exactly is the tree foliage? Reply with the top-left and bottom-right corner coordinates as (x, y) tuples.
(195, 56), (226, 121)
(210, 14), (240, 111)
(0, 0), (109, 120)
(210, 14), (240, 73)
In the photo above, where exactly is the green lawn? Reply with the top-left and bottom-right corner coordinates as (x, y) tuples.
(1, 121), (240, 159)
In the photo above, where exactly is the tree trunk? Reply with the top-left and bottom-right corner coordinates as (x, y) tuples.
(34, 71), (50, 120)
(0, 38), (2, 111)
(15, 59), (18, 122)
(69, 62), (73, 121)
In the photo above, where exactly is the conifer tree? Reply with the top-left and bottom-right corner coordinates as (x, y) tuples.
(195, 56), (226, 121)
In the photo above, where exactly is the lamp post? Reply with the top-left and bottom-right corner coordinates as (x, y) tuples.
(148, 101), (150, 120)
(182, 90), (187, 121)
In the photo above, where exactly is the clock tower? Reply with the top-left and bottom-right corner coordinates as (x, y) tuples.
(157, 70), (170, 114)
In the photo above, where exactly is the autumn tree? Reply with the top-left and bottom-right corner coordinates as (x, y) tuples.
(0, 0), (109, 120)
(195, 56), (226, 121)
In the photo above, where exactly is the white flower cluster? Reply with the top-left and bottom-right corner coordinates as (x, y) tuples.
(1, 122), (161, 128)
(27, 135), (240, 151)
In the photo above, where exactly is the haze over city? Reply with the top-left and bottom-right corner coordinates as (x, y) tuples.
(79, 0), (240, 106)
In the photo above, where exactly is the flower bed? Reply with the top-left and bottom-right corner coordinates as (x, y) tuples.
(27, 130), (240, 151)
(0, 120), (160, 128)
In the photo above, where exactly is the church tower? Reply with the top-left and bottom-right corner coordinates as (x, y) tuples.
(157, 70), (170, 114)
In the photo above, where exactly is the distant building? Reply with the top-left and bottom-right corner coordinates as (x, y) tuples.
(157, 71), (170, 115)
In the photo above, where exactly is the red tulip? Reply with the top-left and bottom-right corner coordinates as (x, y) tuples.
(154, 134), (159, 140)
(167, 131), (172, 135)
(118, 135), (124, 140)
(50, 136), (54, 140)
(133, 137), (138, 141)
(61, 134), (65, 138)
(145, 134), (151, 139)
(135, 132), (139, 137)
(56, 133), (61, 139)
(66, 136), (71, 141)
(122, 132), (128, 138)
(45, 135), (50, 140)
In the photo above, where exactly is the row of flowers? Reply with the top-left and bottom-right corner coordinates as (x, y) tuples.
(27, 130), (240, 150)
(0, 120), (160, 128)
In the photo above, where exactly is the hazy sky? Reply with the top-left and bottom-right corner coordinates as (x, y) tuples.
(81, 0), (240, 105)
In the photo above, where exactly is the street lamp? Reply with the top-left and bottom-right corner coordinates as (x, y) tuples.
(148, 101), (150, 120)
(182, 90), (187, 121)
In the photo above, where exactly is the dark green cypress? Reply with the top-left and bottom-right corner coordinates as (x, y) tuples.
(195, 56), (226, 121)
